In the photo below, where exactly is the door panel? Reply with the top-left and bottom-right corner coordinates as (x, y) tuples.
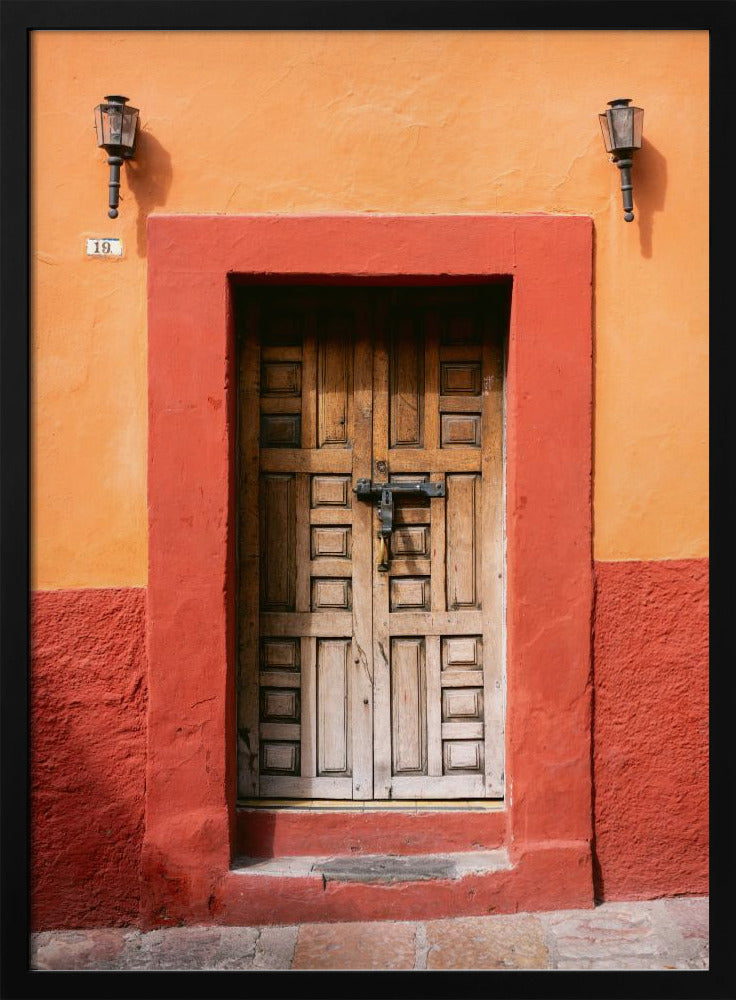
(316, 638), (351, 774)
(389, 318), (424, 447)
(446, 473), (481, 610)
(237, 286), (504, 800)
(390, 636), (427, 774)
(317, 316), (353, 448)
(259, 474), (296, 611)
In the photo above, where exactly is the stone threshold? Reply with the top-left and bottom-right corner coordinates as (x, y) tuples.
(231, 849), (511, 883)
(237, 799), (505, 811)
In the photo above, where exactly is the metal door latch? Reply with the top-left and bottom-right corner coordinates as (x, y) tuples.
(354, 478), (446, 571)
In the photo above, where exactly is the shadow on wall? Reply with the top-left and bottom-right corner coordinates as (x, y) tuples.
(634, 138), (667, 259)
(124, 129), (173, 257)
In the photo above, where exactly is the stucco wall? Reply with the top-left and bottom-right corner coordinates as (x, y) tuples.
(30, 589), (147, 929)
(31, 30), (708, 588)
(593, 559), (709, 900)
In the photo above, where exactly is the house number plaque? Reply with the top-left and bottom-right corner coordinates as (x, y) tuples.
(85, 237), (123, 257)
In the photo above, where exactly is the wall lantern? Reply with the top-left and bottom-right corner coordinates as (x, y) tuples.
(598, 98), (644, 222)
(93, 95), (139, 219)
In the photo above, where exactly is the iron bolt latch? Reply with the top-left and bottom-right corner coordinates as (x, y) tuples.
(354, 478), (446, 571)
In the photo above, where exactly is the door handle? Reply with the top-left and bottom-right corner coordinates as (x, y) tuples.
(354, 478), (446, 572)
(377, 535), (389, 573)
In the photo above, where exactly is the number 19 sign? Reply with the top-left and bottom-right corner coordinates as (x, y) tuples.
(86, 237), (123, 257)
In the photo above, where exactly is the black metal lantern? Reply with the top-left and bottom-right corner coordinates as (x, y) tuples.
(598, 98), (644, 222)
(94, 95), (139, 219)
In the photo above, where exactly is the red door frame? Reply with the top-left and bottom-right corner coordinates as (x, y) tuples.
(144, 214), (594, 925)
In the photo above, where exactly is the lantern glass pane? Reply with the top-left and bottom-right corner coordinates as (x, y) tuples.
(598, 112), (614, 152)
(632, 107), (644, 148)
(94, 105), (105, 146)
(609, 107), (634, 150)
(121, 107), (139, 151)
(107, 105), (124, 143)
(100, 111), (112, 145)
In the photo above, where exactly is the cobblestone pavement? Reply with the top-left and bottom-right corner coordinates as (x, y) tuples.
(30, 897), (708, 972)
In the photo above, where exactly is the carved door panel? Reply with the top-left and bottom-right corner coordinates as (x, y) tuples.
(237, 286), (504, 800)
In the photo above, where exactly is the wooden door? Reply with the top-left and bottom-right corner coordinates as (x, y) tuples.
(237, 285), (505, 801)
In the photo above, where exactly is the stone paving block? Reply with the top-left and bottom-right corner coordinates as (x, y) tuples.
(126, 926), (259, 971)
(556, 957), (694, 971)
(31, 929), (126, 971)
(425, 915), (549, 970)
(661, 897), (709, 970)
(253, 925), (298, 970)
(664, 896), (709, 939)
(540, 902), (673, 967)
(685, 947), (708, 971)
(205, 926), (262, 970)
(293, 920), (417, 970)
(539, 900), (707, 970)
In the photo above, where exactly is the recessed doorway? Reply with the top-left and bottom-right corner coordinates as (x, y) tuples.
(236, 283), (509, 802)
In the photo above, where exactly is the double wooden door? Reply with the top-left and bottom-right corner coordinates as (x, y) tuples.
(237, 285), (505, 800)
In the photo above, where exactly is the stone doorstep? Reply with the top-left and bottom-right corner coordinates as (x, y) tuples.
(231, 848), (511, 883)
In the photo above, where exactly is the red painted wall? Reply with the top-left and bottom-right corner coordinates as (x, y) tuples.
(236, 808), (507, 857)
(30, 589), (147, 931)
(29, 558), (708, 928)
(592, 559), (709, 900)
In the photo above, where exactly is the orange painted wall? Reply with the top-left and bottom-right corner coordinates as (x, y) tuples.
(31, 30), (708, 588)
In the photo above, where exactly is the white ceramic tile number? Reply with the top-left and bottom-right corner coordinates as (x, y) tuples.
(85, 237), (123, 257)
